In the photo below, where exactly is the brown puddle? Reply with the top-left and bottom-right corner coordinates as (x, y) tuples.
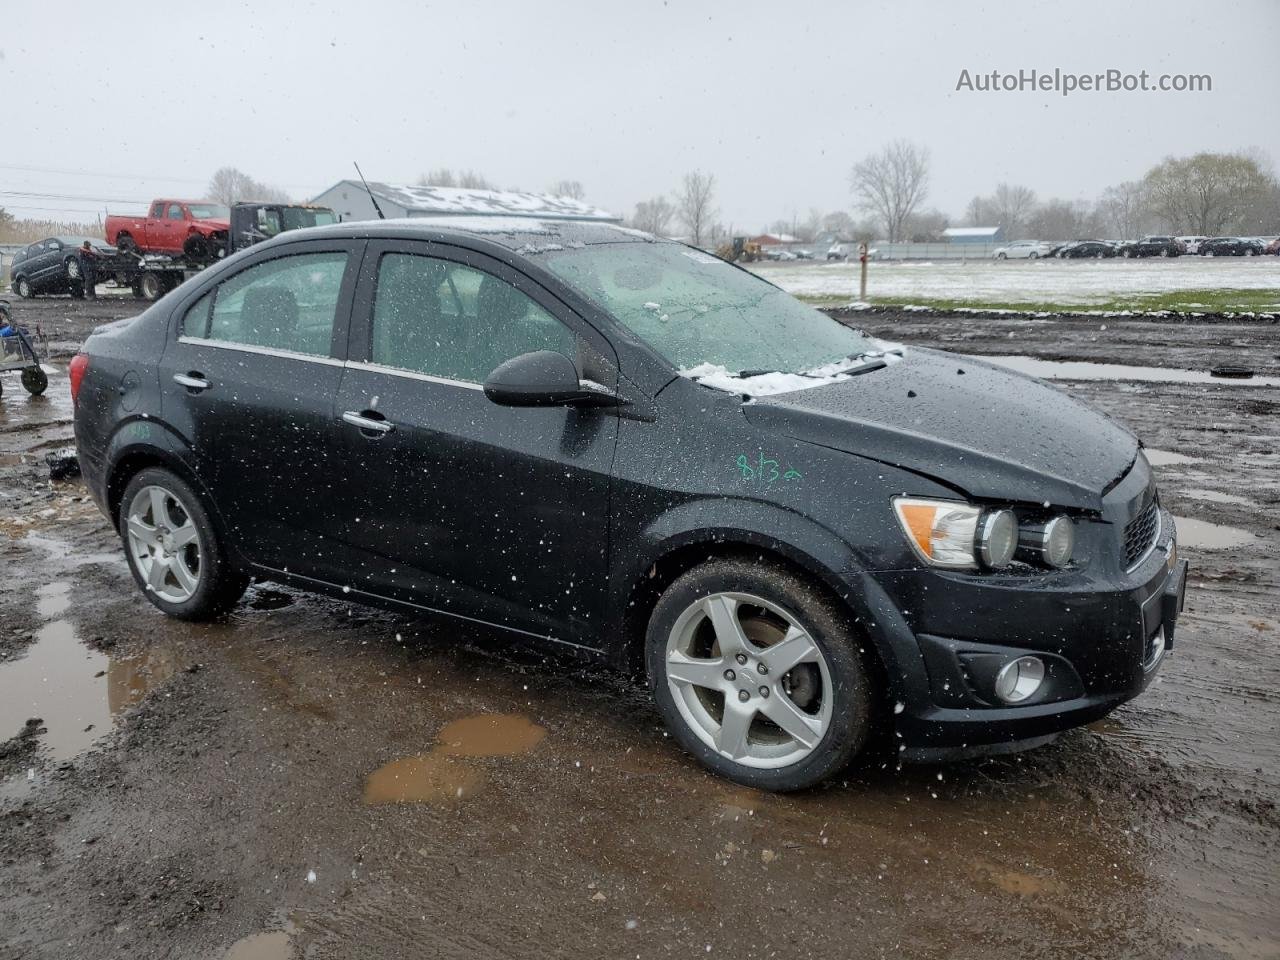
(436, 713), (547, 757)
(363, 713), (546, 806)
(222, 931), (293, 960)
(0, 620), (179, 778)
(1173, 516), (1256, 550)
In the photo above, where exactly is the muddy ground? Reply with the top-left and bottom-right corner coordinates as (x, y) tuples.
(1, 295), (1277, 960)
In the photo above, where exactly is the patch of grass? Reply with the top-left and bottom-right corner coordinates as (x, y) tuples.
(798, 288), (1280, 314)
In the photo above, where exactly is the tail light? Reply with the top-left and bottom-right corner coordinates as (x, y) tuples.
(69, 353), (90, 406)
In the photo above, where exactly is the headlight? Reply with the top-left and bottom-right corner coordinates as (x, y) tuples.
(893, 498), (1017, 570)
(1019, 515), (1075, 568)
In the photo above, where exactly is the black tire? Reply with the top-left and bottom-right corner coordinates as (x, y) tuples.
(14, 276), (32, 298)
(21, 367), (48, 396)
(1028, 252), (1039, 260)
(118, 466), (249, 620)
(646, 558), (872, 791)
(116, 233), (139, 255)
(996, 252), (1007, 260)
(138, 271), (164, 301)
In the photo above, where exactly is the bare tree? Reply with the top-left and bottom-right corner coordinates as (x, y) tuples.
(207, 167), (290, 205)
(849, 140), (930, 242)
(1096, 181), (1148, 239)
(1142, 152), (1276, 235)
(989, 183), (1037, 239)
(548, 180), (585, 200)
(821, 210), (855, 238)
(417, 168), (495, 190)
(676, 171), (717, 247)
(632, 196), (675, 236)
(964, 195), (995, 226)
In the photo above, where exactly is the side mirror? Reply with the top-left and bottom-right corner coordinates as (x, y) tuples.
(483, 351), (622, 408)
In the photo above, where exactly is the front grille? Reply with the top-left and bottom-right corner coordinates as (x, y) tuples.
(1124, 499), (1160, 568)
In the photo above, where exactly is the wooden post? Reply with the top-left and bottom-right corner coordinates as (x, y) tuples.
(858, 242), (869, 301)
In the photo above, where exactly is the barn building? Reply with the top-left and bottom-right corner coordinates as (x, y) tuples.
(942, 226), (1004, 244)
(308, 180), (620, 224)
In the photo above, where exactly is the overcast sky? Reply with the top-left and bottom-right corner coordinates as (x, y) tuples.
(2, 0), (1276, 229)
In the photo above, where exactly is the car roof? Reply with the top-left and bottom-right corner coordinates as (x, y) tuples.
(280, 216), (661, 253)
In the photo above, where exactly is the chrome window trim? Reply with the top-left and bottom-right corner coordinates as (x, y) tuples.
(343, 360), (485, 392)
(1125, 505), (1163, 573)
(176, 335), (345, 366)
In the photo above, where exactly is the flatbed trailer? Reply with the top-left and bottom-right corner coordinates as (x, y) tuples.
(98, 253), (201, 302)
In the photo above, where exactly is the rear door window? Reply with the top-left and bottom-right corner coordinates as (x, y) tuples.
(183, 252), (349, 357)
(369, 253), (575, 383)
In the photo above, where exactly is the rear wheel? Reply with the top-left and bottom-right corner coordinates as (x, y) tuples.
(119, 467), (248, 620)
(15, 276), (32, 298)
(138, 271), (164, 301)
(647, 558), (872, 791)
(116, 234), (139, 255)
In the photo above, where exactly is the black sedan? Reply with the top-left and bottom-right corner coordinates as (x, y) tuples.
(71, 218), (1187, 791)
(8, 236), (117, 298)
(1199, 237), (1263, 256)
(1115, 236), (1184, 258)
(1059, 240), (1116, 259)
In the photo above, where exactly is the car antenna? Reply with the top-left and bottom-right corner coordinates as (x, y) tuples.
(353, 162), (386, 220)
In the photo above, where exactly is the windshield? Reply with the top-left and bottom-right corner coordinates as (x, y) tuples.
(539, 242), (874, 375)
(188, 204), (230, 220)
(281, 207), (338, 230)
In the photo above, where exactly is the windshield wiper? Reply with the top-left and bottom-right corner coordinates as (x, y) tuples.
(831, 357), (888, 376)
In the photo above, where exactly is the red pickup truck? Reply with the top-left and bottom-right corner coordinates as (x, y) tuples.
(105, 199), (230, 262)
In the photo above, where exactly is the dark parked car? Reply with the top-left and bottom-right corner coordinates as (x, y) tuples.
(1198, 237), (1263, 257)
(1059, 240), (1116, 259)
(1115, 236), (1184, 258)
(8, 236), (118, 298)
(71, 219), (1188, 791)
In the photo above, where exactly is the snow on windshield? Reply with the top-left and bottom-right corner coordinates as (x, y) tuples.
(541, 242), (877, 375)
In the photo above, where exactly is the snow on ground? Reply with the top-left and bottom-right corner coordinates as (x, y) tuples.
(751, 257), (1280, 305)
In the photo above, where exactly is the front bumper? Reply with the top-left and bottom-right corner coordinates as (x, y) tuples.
(874, 509), (1187, 760)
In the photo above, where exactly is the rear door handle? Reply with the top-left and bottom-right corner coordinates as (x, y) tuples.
(342, 411), (395, 434)
(173, 372), (209, 391)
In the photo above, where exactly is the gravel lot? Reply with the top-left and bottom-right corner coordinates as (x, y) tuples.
(753, 256), (1280, 307)
(1, 295), (1277, 960)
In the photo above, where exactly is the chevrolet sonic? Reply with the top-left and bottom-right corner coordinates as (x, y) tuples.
(71, 218), (1188, 790)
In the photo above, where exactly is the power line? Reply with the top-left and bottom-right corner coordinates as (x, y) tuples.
(0, 189), (151, 205)
(0, 161), (209, 184)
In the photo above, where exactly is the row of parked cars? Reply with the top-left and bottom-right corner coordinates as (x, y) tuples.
(995, 235), (1280, 260)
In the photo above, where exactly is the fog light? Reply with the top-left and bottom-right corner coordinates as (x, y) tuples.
(977, 509), (1017, 569)
(994, 656), (1045, 703)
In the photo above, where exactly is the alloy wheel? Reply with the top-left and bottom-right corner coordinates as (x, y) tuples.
(664, 592), (833, 769)
(125, 485), (202, 603)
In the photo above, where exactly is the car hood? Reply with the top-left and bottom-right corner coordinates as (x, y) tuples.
(741, 347), (1137, 511)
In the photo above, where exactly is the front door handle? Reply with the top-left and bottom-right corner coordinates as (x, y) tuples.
(173, 372), (209, 391)
(342, 411), (395, 435)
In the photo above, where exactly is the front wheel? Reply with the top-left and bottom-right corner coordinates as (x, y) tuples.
(647, 559), (872, 791)
(21, 367), (48, 395)
(119, 467), (248, 620)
